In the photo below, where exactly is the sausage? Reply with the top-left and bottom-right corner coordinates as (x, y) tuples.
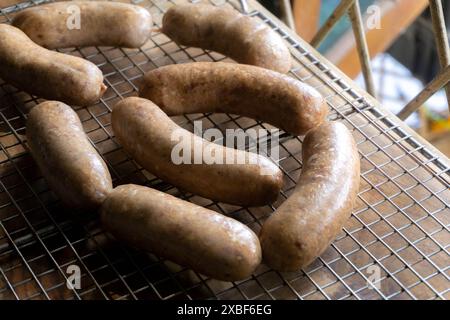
(162, 4), (291, 73)
(112, 97), (283, 207)
(12, 1), (153, 49)
(100, 184), (262, 281)
(259, 122), (360, 271)
(139, 62), (328, 136)
(27, 101), (112, 210)
(0, 24), (106, 106)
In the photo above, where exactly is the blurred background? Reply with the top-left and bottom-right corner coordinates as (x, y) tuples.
(259, 0), (450, 156)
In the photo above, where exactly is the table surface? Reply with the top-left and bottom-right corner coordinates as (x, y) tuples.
(0, 0), (449, 300)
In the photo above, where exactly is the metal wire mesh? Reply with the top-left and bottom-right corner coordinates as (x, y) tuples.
(0, 0), (449, 300)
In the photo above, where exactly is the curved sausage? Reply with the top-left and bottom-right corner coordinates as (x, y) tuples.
(139, 62), (328, 136)
(27, 101), (112, 210)
(12, 1), (153, 49)
(259, 122), (360, 271)
(112, 97), (283, 207)
(162, 4), (291, 73)
(0, 24), (106, 106)
(101, 184), (262, 281)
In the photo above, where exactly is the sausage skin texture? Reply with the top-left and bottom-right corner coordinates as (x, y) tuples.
(101, 184), (262, 281)
(139, 62), (328, 136)
(27, 101), (112, 210)
(259, 122), (360, 271)
(12, 1), (153, 49)
(162, 4), (291, 73)
(112, 97), (283, 207)
(0, 24), (106, 106)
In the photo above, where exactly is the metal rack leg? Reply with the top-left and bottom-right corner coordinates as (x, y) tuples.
(280, 0), (296, 30)
(348, 0), (376, 97)
(398, 65), (450, 119)
(429, 0), (450, 112)
(310, 0), (355, 48)
(239, 0), (249, 13)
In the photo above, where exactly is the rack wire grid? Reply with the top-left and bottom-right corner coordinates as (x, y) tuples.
(0, 0), (449, 300)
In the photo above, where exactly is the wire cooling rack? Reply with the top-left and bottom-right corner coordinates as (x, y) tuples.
(0, 0), (449, 300)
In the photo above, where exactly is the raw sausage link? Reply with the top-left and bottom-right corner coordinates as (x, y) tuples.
(259, 122), (360, 271)
(101, 184), (262, 281)
(27, 101), (113, 210)
(0, 24), (106, 106)
(112, 97), (283, 207)
(139, 62), (328, 136)
(12, 1), (153, 49)
(162, 4), (292, 73)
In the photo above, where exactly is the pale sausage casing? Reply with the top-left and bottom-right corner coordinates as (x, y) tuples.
(27, 101), (112, 210)
(12, 1), (153, 49)
(162, 4), (291, 73)
(112, 97), (283, 207)
(0, 24), (106, 106)
(259, 122), (360, 271)
(140, 62), (328, 136)
(101, 184), (262, 281)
